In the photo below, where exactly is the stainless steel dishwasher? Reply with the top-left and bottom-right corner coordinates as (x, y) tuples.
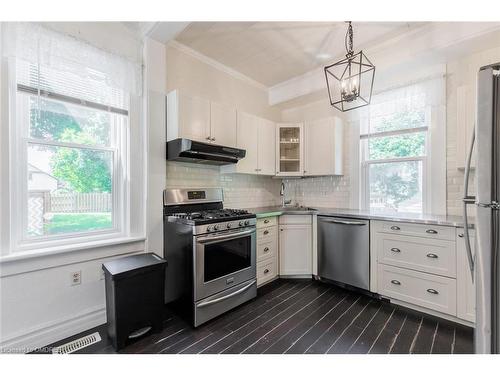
(317, 216), (370, 290)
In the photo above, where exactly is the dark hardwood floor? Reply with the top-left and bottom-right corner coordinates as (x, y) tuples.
(38, 279), (474, 354)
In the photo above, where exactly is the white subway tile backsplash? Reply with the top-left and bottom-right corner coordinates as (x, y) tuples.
(166, 162), (282, 208)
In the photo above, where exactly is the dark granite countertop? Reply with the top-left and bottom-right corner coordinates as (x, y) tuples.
(246, 206), (471, 228)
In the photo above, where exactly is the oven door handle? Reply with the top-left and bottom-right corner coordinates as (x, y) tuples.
(196, 229), (255, 243)
(197, 280), (256, 308)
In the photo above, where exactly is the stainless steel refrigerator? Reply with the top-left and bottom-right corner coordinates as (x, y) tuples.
(463, 63), (500, 354)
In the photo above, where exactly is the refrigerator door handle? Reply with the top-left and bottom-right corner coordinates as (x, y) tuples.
(462, 125), (476, 279)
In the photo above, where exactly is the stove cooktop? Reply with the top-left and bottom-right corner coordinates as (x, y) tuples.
(167, 208), (256, 225)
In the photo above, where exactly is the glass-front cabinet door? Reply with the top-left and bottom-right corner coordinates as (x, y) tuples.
(276, 123), (304, 176)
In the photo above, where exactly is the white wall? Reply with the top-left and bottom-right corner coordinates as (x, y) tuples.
(0, 22), (147, 352)
(144, 38), (167, 257)
(165, 42), (282, 208)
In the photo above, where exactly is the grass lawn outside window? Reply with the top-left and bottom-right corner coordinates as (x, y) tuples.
(43, 213), (112, 235)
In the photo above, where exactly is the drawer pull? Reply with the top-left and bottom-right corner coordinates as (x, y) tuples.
(458, 233), (464, 238)
(263, 247), (270, 253)
(390, 225), (401, 231)
(263, 230), (269, 235)
(391, 280), (401, 285)
(264, 219), (270, 224)
(426, 229), (438, 234)
(426, 288), (439, 295)
(264, 269), (270, 274)
(390, 247), (401, 253)
(426, 253), (439, 259)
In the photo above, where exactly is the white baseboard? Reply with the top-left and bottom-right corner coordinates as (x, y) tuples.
(0, 305), (106, 353)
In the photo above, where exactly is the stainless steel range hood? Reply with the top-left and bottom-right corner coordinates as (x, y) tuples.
(166, 138), (246, 165)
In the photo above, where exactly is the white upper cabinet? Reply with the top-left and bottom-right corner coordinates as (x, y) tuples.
(234, 111), (259, 174)
(304, 117), (343, 176)
(210, 101), (237, 148)
(223, 111), (275, 175)
(258, 118), (276, 175)
(166, 90), (237, 148)
(167, 90), (210, 143)
(276, 122), (304, 177)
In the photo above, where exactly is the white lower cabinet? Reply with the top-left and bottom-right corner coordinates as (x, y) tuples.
(456, 229), (476, 323)
(378, 264), (457, 316)
(257, 258), (278, 286)
(256, 217), (278, 286)
(372, 220), (474, 324)
(279, 216), (312, 276)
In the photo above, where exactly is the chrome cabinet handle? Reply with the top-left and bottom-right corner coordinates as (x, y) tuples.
(390, 225), (400, 231)
(426, 229), (438, 234)
(391, 280), (401, 285)
(263, 230), (269, 235)
(264, 269), (269, 274)
(458, 233), (464, 238)
(264, 219), (270, 224)
(263, 247), (270, 253)
(427, 288), (439, 295)
(390, 247), (401, 253)
(426, 253), (438, 259)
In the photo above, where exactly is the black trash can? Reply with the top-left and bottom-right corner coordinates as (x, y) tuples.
(102, 253), (167, 350)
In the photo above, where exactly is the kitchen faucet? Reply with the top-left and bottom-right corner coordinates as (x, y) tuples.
(280, 182), (291, 207)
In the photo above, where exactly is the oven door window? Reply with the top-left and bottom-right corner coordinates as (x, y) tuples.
(204, 236), (251, 282)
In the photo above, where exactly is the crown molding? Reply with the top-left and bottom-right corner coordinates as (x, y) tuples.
(167, 40), (269, 92)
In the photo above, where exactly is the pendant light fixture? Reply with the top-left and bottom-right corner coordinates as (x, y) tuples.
(324, 22), (375, 112)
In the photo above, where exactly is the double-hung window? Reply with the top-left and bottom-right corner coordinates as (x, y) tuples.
(360, 78), (445, 214)
(3, 23), (142, 253)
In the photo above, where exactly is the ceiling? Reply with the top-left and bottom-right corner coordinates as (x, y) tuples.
(174, 22), (424, 87)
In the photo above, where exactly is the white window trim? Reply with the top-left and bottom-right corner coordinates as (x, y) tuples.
(358, 104), (446, 215)
(4, 57), (136, 255)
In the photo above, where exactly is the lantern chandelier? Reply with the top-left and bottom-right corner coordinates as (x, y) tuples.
(324, 21), (375, 112)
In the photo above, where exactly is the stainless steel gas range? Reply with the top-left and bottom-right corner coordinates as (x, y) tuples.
(163, 188), (257, 327)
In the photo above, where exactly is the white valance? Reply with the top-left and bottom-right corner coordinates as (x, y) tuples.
(358, 76), (446, 136)
(2, 22), (142, 106)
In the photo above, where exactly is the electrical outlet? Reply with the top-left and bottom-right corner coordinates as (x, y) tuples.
(71, 271), (81, 286)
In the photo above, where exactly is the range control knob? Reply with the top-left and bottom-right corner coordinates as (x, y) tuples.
(206, 225), (213, 232)
(227, 223), (232, 229)
(244, 220), (250, 226)
(239, 221), (245, 227)
(214, 224), (221, 231)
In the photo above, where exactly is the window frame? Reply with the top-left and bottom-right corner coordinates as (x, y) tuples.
(8, 58), (131, 253)
(360, 106), (431, 214)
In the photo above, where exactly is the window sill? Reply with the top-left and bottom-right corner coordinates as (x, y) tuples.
(0, 236), (146, 277)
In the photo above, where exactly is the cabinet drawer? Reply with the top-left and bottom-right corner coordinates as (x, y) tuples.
(279, 214), (312, 225)
(378, 221), (455, 241)
(377, 264), (456, 315)
(257, 216), (277, 229)
(257, 257), (278, 286)
(377, 234), (456, 277)
(257, 239), (277, 262)
(257, 226), (277, 242)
